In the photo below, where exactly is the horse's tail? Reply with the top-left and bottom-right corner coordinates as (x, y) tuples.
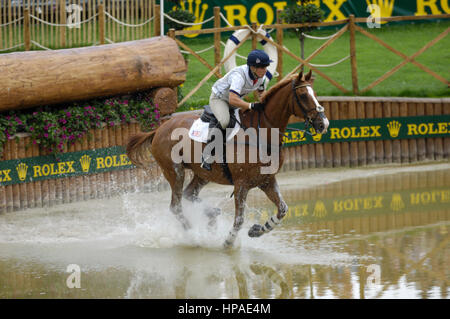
(126, 130), (157, 168)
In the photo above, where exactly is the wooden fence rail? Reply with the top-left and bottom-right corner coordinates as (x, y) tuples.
(0, 0), (157, 51)
(172, 10), (450, 103)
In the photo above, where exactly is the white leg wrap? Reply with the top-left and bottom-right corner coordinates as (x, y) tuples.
(261, 215), (281, 233)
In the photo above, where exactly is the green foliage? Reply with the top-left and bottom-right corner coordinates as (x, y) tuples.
(0, 93), (160, 158)
(281, 1), (324, 33)
(166, 8), (196, 31)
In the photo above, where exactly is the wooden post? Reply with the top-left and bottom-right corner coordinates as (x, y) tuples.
(168, 28), (175, 39)
(251, 22), (257, 50)
(214, 7), (221, 70)
(374, 102), (384, 163)
(391, 102), (401, 163)
(59, 0), (66, 47)
(356, 101), (367, 166)
(339, 101), (350, 167)
(383, 101), (393, 163)
(365, 101), (376, 164)
(322, 101), (333, 167)
(444, 101), (450, 159)
(155, 4), (161, 36)
(349, 15), (359, 95)
(400, 101), (410, 163)
(331, 102), (341, 167)
(434, 102), (444, 160)
(276, 10), (283, 82)
(99, 4), (105, 44)
(23, 9), (31, 51)
(349, 100), (358, 167)
(408, 102), (418, 162)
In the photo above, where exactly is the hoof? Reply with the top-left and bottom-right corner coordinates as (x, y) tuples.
(248, 224), (265, 238)
(223, 239), (234, 249)
(204, 207), (221, 218)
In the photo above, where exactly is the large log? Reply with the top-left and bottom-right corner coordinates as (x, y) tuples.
(0, 36), (187, 112)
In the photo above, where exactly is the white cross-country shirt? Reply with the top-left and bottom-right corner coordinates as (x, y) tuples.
(211, 65), (267, 102)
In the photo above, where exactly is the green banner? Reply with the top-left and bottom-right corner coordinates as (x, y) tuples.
(0, 146), (133, 187)
(283, 115), (450, 147)
(254, 186), (450, 223)
(166, 0), (450, 37)
(1, 115), (449, 186)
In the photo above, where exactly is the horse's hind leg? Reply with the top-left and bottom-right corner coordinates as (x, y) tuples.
(183, 174), (220, 227)
(224, 185), (249, 248)
(162, 164), (191, 230)
(183, 174), (208, 202)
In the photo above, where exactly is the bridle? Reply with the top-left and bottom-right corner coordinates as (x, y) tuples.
(234, 80), (327, 142)
(290, 81), (326, 135)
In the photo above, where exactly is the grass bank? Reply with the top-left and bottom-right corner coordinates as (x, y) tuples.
(177, 21), (450, 111)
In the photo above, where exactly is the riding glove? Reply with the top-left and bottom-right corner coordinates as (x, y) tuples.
(251, 102), (265, 111)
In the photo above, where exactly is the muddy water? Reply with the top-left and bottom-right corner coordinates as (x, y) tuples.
(0, 163), (448, 299)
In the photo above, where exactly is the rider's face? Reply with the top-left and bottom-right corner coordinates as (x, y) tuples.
(250, 66), (268, 79)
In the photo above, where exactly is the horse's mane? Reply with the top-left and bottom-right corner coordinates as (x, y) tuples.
(260, 74), (297, 104)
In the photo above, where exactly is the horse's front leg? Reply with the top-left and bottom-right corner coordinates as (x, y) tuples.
(224, 185), (249, 248)
(249, 176), (288, 238)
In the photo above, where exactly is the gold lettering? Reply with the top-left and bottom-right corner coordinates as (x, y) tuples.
(442, 0), (450, 13)
(1, 169), (12, 182)
(418, 123), (428, 134)
(105, 156), (113, 168)
(33, 166), (42, 178)
(360, 126), (370, 138)
(370, 126), (381, 137)
(120, 154), (131, 166)
(330, 128), (340, 139)
(373, 196), (383, 208)
(250, 2), (274, 25)
(58, 162), (66, 174)
(96, 157), (105, 169)
(273, 1), (288, 12)
(341, 127), (351, 139)
(224, 4), (248, 26)
(112, 155), (121, 167)
(42, 164), (50, 176)
(334, 200), (343, 213)
(438, 122), (448, 134)
(428, 123), (438, 134)
(50, 163), (58, 175)
(410, 193), (420, 205)
(407, 124), (418, 135)
(66, 161), (75, 173)
(415, 0), (442, 15)
(351, 127), (360, 138)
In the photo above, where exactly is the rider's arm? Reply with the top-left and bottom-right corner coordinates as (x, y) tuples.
(229, 91), (252, 111)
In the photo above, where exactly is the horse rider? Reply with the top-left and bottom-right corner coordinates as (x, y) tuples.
(201, 49), (273, 170)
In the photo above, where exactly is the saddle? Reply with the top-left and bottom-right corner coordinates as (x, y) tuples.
(200, 105), (238, 133)
(196, 105), (240, 185)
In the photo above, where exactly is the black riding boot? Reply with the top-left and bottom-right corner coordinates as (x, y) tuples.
(201, 124), (226, 171)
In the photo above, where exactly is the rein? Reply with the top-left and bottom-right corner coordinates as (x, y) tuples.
(258, 81), (321, 138)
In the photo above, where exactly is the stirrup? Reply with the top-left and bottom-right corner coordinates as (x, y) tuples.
(201, 156), (212, 171)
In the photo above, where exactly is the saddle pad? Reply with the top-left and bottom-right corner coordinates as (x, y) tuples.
(188, 108), (241, 143)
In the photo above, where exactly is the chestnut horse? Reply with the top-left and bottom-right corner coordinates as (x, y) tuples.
(126, 70), (329, 248)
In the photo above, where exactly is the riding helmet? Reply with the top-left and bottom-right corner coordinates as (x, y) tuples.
(247, 49), (273, 68)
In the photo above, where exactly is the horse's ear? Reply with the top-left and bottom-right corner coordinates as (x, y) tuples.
(305, 70), (312, 82)
(296, 71), (304, 83)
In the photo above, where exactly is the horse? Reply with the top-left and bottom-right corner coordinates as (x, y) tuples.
(126, 70), (329, 248)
